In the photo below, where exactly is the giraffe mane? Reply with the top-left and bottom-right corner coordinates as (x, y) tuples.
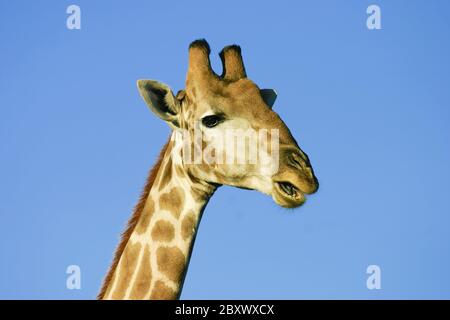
(97, 136), (171, 299)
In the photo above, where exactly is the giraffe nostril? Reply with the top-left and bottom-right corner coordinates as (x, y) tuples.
(299, 150), (309, 163)
(289, 151), (305, 169)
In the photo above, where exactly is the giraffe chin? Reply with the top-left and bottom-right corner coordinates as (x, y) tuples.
(272, 181), (307, 208)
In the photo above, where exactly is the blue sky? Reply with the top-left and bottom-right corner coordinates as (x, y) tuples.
(1, 0), (449, 299)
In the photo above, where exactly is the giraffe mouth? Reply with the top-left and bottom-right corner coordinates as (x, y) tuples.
(273, 181), (306, 208)
(277, 181), (299, 197)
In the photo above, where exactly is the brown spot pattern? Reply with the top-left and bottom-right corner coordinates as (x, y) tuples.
(151, 220), (175, 242)
(129, 246), (152, 299)
(159, 187), (184, 219)
(111, 242), (141, 299)
(135, 198), (155, 235)
(156, 246), (185, 283)
(181, 212), (197, 240)
(150, 281), (177, 300)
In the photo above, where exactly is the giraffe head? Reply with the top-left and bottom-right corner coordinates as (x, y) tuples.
(137, 40), (318, 208)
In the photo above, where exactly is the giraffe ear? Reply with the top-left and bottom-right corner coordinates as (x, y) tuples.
(260, 89), (277, 109)
(137, 80), (181, 128)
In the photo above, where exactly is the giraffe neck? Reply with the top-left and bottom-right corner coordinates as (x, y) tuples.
(102, 132), (216, 299)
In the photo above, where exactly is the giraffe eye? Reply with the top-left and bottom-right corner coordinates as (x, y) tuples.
(201, 115), (223, 128)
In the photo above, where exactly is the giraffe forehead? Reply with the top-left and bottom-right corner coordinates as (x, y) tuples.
(181, 97), (275, 131)
(182, 79), (268, 118)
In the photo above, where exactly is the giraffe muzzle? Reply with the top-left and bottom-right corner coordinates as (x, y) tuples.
(271, 147), (318, 208)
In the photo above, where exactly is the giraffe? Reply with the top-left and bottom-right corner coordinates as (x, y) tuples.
(98, 39), (318, 300)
